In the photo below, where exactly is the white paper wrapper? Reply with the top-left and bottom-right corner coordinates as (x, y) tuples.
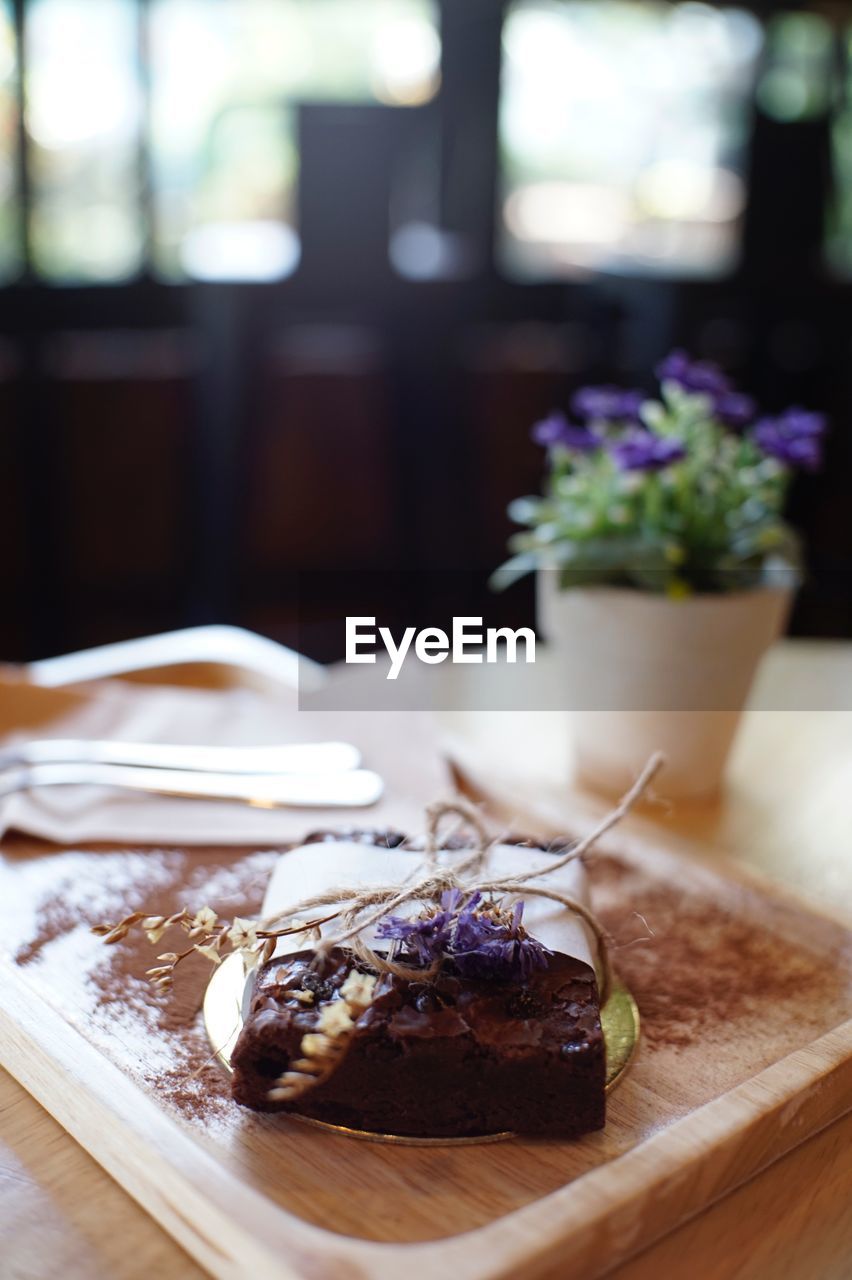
(260, 839), (597, 974)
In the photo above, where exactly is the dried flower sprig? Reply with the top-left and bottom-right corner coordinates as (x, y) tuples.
(266, 970), (377, 1104)
(91, 904), (340, 991)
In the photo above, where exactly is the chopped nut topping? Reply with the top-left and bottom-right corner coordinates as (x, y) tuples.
(265, 967), (378, 1104)
(317, 1001), (354, 1036)
(340, 970), (376, 1014)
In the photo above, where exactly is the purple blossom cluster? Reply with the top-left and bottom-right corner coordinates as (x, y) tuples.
(753, 408), (826, 472)
(376, 888), (552, 983)
(611, 434), (686, 473)
(531, 413), (598, 453)
(530, 350), (826, 475)
(657, 349), (757, 428)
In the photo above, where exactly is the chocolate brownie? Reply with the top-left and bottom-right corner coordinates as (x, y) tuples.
(230, 828), (606, 1138)
(231, 943), (604, 1138)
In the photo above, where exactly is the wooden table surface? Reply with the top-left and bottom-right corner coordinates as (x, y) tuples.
(2, 638), (851, 1280)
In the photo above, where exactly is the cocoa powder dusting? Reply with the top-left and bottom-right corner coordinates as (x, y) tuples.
(96, 849), (277, 1120)
(5, 838), (852, 1130)
(589, 854), (852, 1050)
(7, 843), (278, 1126)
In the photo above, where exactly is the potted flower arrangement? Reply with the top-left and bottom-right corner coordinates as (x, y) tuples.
(493, 351), (827, 800)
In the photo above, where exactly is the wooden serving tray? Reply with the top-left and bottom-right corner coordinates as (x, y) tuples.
(2, 821), (852, 1280)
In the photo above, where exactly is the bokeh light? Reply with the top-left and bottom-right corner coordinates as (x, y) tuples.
(26, 0), (144, 282)
(499, 0), (763, 279)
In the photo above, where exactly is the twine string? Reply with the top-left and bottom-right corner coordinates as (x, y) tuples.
(260, 752), (665, 1004)
(500, 751), (666, 886)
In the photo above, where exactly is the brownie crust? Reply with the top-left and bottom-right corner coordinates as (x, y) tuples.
(232, 948), (604, 1138)
(229, 828), (605, 1139)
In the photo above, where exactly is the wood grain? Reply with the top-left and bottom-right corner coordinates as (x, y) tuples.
(2, 816), (852, 1277)
(606, 1102), (852, 1280)
(8, 1057), (852, 1280)
(2, 639), (852, 1279)
(0, 1068), (207, 1280)
(3, 950), (852, 1280)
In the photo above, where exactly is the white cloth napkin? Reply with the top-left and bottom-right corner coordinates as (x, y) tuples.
(263, 840), (597, 970)
(0, 673), (449, 846)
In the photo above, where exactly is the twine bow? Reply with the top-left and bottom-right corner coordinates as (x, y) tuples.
(260, 753), (665, 1004)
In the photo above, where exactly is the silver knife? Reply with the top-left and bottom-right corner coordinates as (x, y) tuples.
(0, 762), (384, 808)
(0, 739), (361, 775)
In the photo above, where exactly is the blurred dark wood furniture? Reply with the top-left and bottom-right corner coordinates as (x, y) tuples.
(2, 0), (851, 662)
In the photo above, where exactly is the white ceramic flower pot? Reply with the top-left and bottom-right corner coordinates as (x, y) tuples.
(537, 574), (793, 802)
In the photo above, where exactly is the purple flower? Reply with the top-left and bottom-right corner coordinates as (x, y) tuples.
(452, 932), (551, 982)
(449, 893), (488, 954)
(777, 407), (826, 438)
(753, 407), (826, 472)
(656, 349), (763, 430)
(715, 391), (756, 430)
(377, 908), (452, 966)
(656, 349), (730, 396)
(531, 411), (600, 453)
(451, 897), (551, 982)
(440, 887), (463, 913)
(571, 385), (645, 423)
(376, 893), (552, 983)
(611, 433), (687, 472)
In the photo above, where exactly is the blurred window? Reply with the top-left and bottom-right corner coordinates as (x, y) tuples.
(27, 0), (145, 282)
(757, 11), (834, 124)
(13, 0), (852, 287)
(20, 0), (439, 284)
(829, 25), (852, 275)
(0, 0), (19, 281)
(150, 0), (440, 281)
(499, 0), (763, 279)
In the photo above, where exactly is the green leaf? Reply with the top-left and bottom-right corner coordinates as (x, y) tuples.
(489, 553), (539, 592)
(507, 495), (548, 526)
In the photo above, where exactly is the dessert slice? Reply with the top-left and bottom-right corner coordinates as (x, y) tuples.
(230, 829), (605, 1139)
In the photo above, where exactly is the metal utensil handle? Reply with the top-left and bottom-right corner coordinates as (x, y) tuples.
(0, 739), (361, 776)
(0, 762), (384, 808)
